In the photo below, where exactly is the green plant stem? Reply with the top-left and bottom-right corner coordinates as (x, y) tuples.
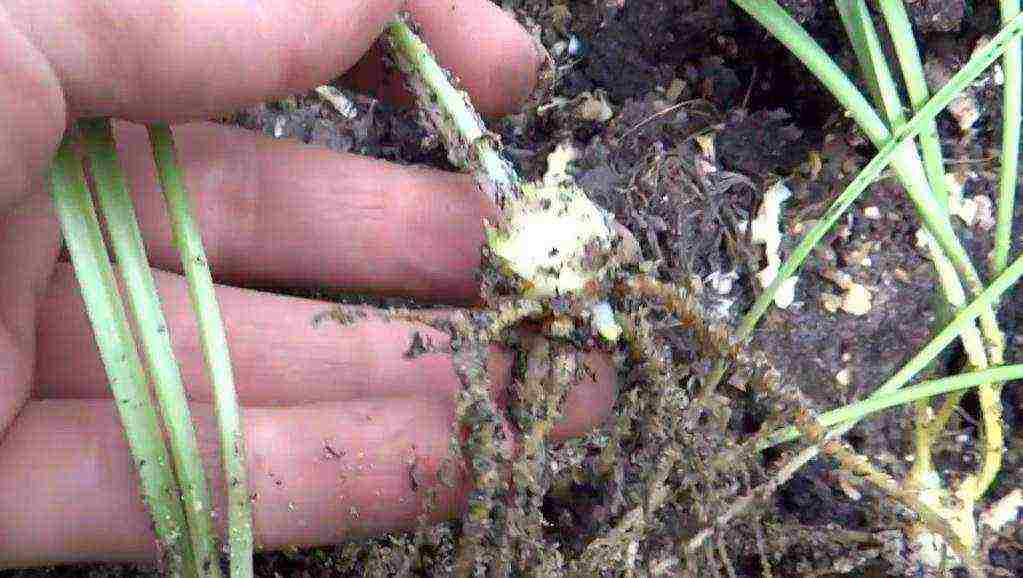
(834, 0), (982, 374)
(878, 0), (950, 210)
(80, 118), (220, 577)
(759, 248), (1023, 449)
(705, 2), (1023, 531)
(730, 0), (887, 139)
(48, 136), (196, 577)
(701, 46), (1023, 542)
(835, 0), (882, 109)
(836, 0), (907, 128)
(723, 0), (1023, 390)
(734, 10), (1023, 341)
(996, 0), (1022, 275)
(840, 1), (1006, 500)
(876, 0), (956, 481)
(700, 15), (1023, 391)
(762, 365), (1023, 449)
(733, 0), (1004, 356)
(751, 245), (1023, 530)
(148, 123), (254, 578)
(385, 17), (521, 208)
(910, 293), (953, 481)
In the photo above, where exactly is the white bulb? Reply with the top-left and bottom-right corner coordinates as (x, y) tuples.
(486, 182), (618, 299)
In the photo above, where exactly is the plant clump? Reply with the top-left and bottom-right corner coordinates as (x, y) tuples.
(322, 7), (1023, 577)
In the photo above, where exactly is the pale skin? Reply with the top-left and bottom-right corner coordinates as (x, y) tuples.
(0, 0), (617, 568)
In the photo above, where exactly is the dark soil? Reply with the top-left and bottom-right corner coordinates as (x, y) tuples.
(9, 0), (1021, 576)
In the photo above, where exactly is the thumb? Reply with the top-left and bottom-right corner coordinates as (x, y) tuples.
(0, 9), (66, 216)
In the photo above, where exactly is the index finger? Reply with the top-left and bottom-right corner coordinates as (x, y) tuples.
(6, 0), (541, 123)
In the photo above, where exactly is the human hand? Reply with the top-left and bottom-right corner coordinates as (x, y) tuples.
(0, 0), (616, 567)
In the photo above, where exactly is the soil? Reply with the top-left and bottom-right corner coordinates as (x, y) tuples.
(8, 0), (1022, 576)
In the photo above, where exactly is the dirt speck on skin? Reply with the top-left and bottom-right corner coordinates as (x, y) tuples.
(403, 330), (437, 359)
(323, 440), (346, 460)
(311, 306), (368, 327)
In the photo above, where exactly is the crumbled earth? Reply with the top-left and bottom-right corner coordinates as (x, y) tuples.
(12, 0), (1022, 576)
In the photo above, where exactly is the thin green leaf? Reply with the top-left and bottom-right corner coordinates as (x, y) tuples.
(760, 364), (1023, 449)
(836, 0), (907, 127)
(996, 0), (1022, 275)
(759, 247), (1023, 449)
(148, 124), (254, 578)
(732, 0), (1023, 341)
(81, 118), (221, 578)
(49, 135), (196, 577)
(877, 0), (951, 210)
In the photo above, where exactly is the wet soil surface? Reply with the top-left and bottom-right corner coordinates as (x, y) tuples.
(9, 0), (1022, 576)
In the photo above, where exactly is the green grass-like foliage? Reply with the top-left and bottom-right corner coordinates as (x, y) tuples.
(48, 135), (197, 577)
(149, 123), (254, 578)
(996, 0), (1022, 275)
(47, 121), (253, 577)
(80, 118), (222, 578)
(735, 7), (1023, 341)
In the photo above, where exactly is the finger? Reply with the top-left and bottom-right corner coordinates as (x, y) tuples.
(6, 0), (402, 122)
(0, 398), (491, 565)
(0, 10), (65, 216)
(35, 264), (617, 440)
(111, 121), (492, 302)
(0, 191), (61, 436)
(6, 0), (539, 123)
(343, 0), (544, 116)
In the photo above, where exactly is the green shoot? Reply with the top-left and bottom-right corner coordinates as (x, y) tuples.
(877, 0), (951, 209)
(148, 123), (255, 578)
(386, 17), (628, 335)
(730, 0), (888, 139)
(733, 0), (1004, 359)
(736, 11), (1023, 340)
(835, 0), (1004, 502)
(385, 18), (520, 208)
(80, 118), (221, 578)
(727, 2), (1023, 562)
(996, 0), (1022, 275)
(48, 136), (197, 577)
(761, 365), (1023, 448)
(760, 242), (1023, 448)
(836, 0), (906, 128)
(877, 0), (955, 482)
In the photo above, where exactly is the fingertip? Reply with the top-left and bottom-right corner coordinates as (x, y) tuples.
(417, 0), (543, 117)
(343, 0), (543, 117)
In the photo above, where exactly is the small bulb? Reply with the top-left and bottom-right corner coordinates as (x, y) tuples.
(486, 182), (618, 299)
